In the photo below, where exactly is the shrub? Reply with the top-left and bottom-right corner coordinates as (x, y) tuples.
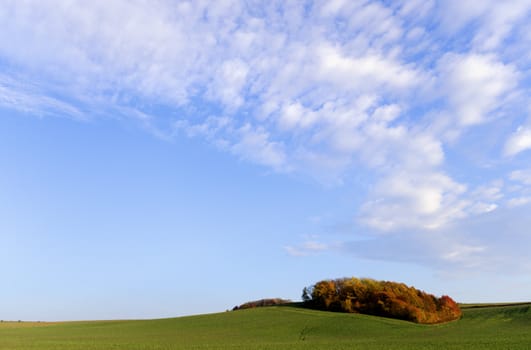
(233, 298), (292, 311)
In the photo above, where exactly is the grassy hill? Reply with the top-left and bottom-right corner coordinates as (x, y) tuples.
(1, 303), (530, 349)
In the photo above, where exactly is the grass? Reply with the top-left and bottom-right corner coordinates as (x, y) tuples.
(0, 303), (530, 349)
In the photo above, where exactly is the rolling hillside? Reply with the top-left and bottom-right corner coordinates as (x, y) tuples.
(0, 303), (530, 349)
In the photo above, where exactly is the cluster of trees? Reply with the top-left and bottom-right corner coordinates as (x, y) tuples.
(233, 298), (292, 311)
(302, 277), (461, 324)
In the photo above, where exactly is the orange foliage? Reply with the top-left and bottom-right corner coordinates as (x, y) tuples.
(303, 277), (461, 324)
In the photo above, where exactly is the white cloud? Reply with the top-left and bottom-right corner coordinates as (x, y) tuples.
(467, 202), (498, 215)
(505, 126), (531, 156)
(358, 122), (444, 170)
(289, 97), (444, 177)
(174, 117), (289, 172)
(441, 244), (486, 266)
(315, 45), (420, 91)
(506, 197), (531, 208)
(503, 170), (531, 208)
(284, 239), (338, 257)
(509, 169), (531, 185)
(361, 170), (468, 231)
(437, 53), (518, 126)
(398, 0), (434, 19)
(438, 0), (531, 51)
(466, 182), (503, 214)
(471, 182), (504, 201)
(318, 0), (404, 48)
(360, 174), (508, 232)
(230, 124), (289, 172)
(207, 59), (249, 110)
(277, 102), (318, 131)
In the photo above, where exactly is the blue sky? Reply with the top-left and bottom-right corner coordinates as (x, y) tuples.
(1, 0), (531, 321)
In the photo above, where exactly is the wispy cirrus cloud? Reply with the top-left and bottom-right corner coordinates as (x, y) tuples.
(0, 73), (83, 119)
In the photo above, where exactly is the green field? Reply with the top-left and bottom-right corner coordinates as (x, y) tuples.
(1, 303), (530, 349)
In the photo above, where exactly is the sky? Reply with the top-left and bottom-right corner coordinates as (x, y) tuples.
(1, 0), (531, 321)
